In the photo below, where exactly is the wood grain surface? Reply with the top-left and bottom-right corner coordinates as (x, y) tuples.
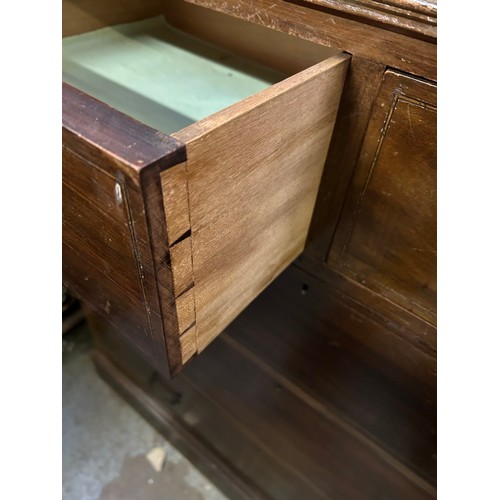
(64, 1), (437, 496)
(168, 54), (349, 352)
(62, 83), (186, 376)
(297, 253), (437, 376)
(306, 56), (386, 261)
(181, 0), (436, 80)
(164, 0), (338, 75)
(63, 1), (436, 387)
(90, 260), (436, 498)
(302, 0), (437, 38)
(62, 0), (163, 36)
(232, 262), (436, 483)
(327, 70), (437, 325)
(161, 162), (191, 245)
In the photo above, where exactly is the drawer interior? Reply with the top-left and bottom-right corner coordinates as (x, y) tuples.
(62, 0), (337, 135)
(62, 16), (287, 134)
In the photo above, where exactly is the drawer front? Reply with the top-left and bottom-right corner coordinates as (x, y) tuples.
(62, 40), (349, 376)
(62, 85), (186, 376)
(327, 70), (437, 327)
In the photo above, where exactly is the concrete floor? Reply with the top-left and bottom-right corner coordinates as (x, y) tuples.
(62, 322), (227, 500)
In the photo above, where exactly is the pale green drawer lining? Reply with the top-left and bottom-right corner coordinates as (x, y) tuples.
(62, 16), (286, 135)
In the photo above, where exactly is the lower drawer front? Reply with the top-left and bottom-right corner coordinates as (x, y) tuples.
(62, 16), (349, 376)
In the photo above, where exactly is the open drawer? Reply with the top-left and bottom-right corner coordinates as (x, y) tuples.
(62, 0), (349, 376)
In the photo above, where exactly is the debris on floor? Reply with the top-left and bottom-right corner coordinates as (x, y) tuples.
(146, 447), (166, 473)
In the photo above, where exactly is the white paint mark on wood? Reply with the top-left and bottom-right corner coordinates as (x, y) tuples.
(407, 104), (417, 142)
(114, 183), (123, 205)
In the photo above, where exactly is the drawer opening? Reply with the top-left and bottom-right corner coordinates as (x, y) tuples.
(63, 0), (350, 373)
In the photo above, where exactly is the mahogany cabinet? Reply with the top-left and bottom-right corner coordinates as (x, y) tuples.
(63, 0), (437, 497)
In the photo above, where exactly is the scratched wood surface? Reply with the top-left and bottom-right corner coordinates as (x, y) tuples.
(62, 83), (186, 376)
(180, 0), (436, 80)
(169, 54), (349, 352)
(327, 70), (437, 326)
(302, 0), (437, 38)
(306, 56), (386, 261)
(164, 0), (337, 75)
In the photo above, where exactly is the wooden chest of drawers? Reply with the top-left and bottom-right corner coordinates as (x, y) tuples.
(63, 0), (436, 497)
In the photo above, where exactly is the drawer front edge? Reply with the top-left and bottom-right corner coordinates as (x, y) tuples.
(62, 83), (187, 376)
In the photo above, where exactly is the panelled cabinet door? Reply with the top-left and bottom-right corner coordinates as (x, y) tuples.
(327, 70), (436, 326)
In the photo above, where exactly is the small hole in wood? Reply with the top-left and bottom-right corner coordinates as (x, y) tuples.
(301, 283), (309, 295)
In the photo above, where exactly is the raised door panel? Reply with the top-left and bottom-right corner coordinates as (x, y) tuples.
(327, 70), (436, 325)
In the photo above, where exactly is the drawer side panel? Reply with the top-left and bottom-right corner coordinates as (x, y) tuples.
(172, 55), (349, 352)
